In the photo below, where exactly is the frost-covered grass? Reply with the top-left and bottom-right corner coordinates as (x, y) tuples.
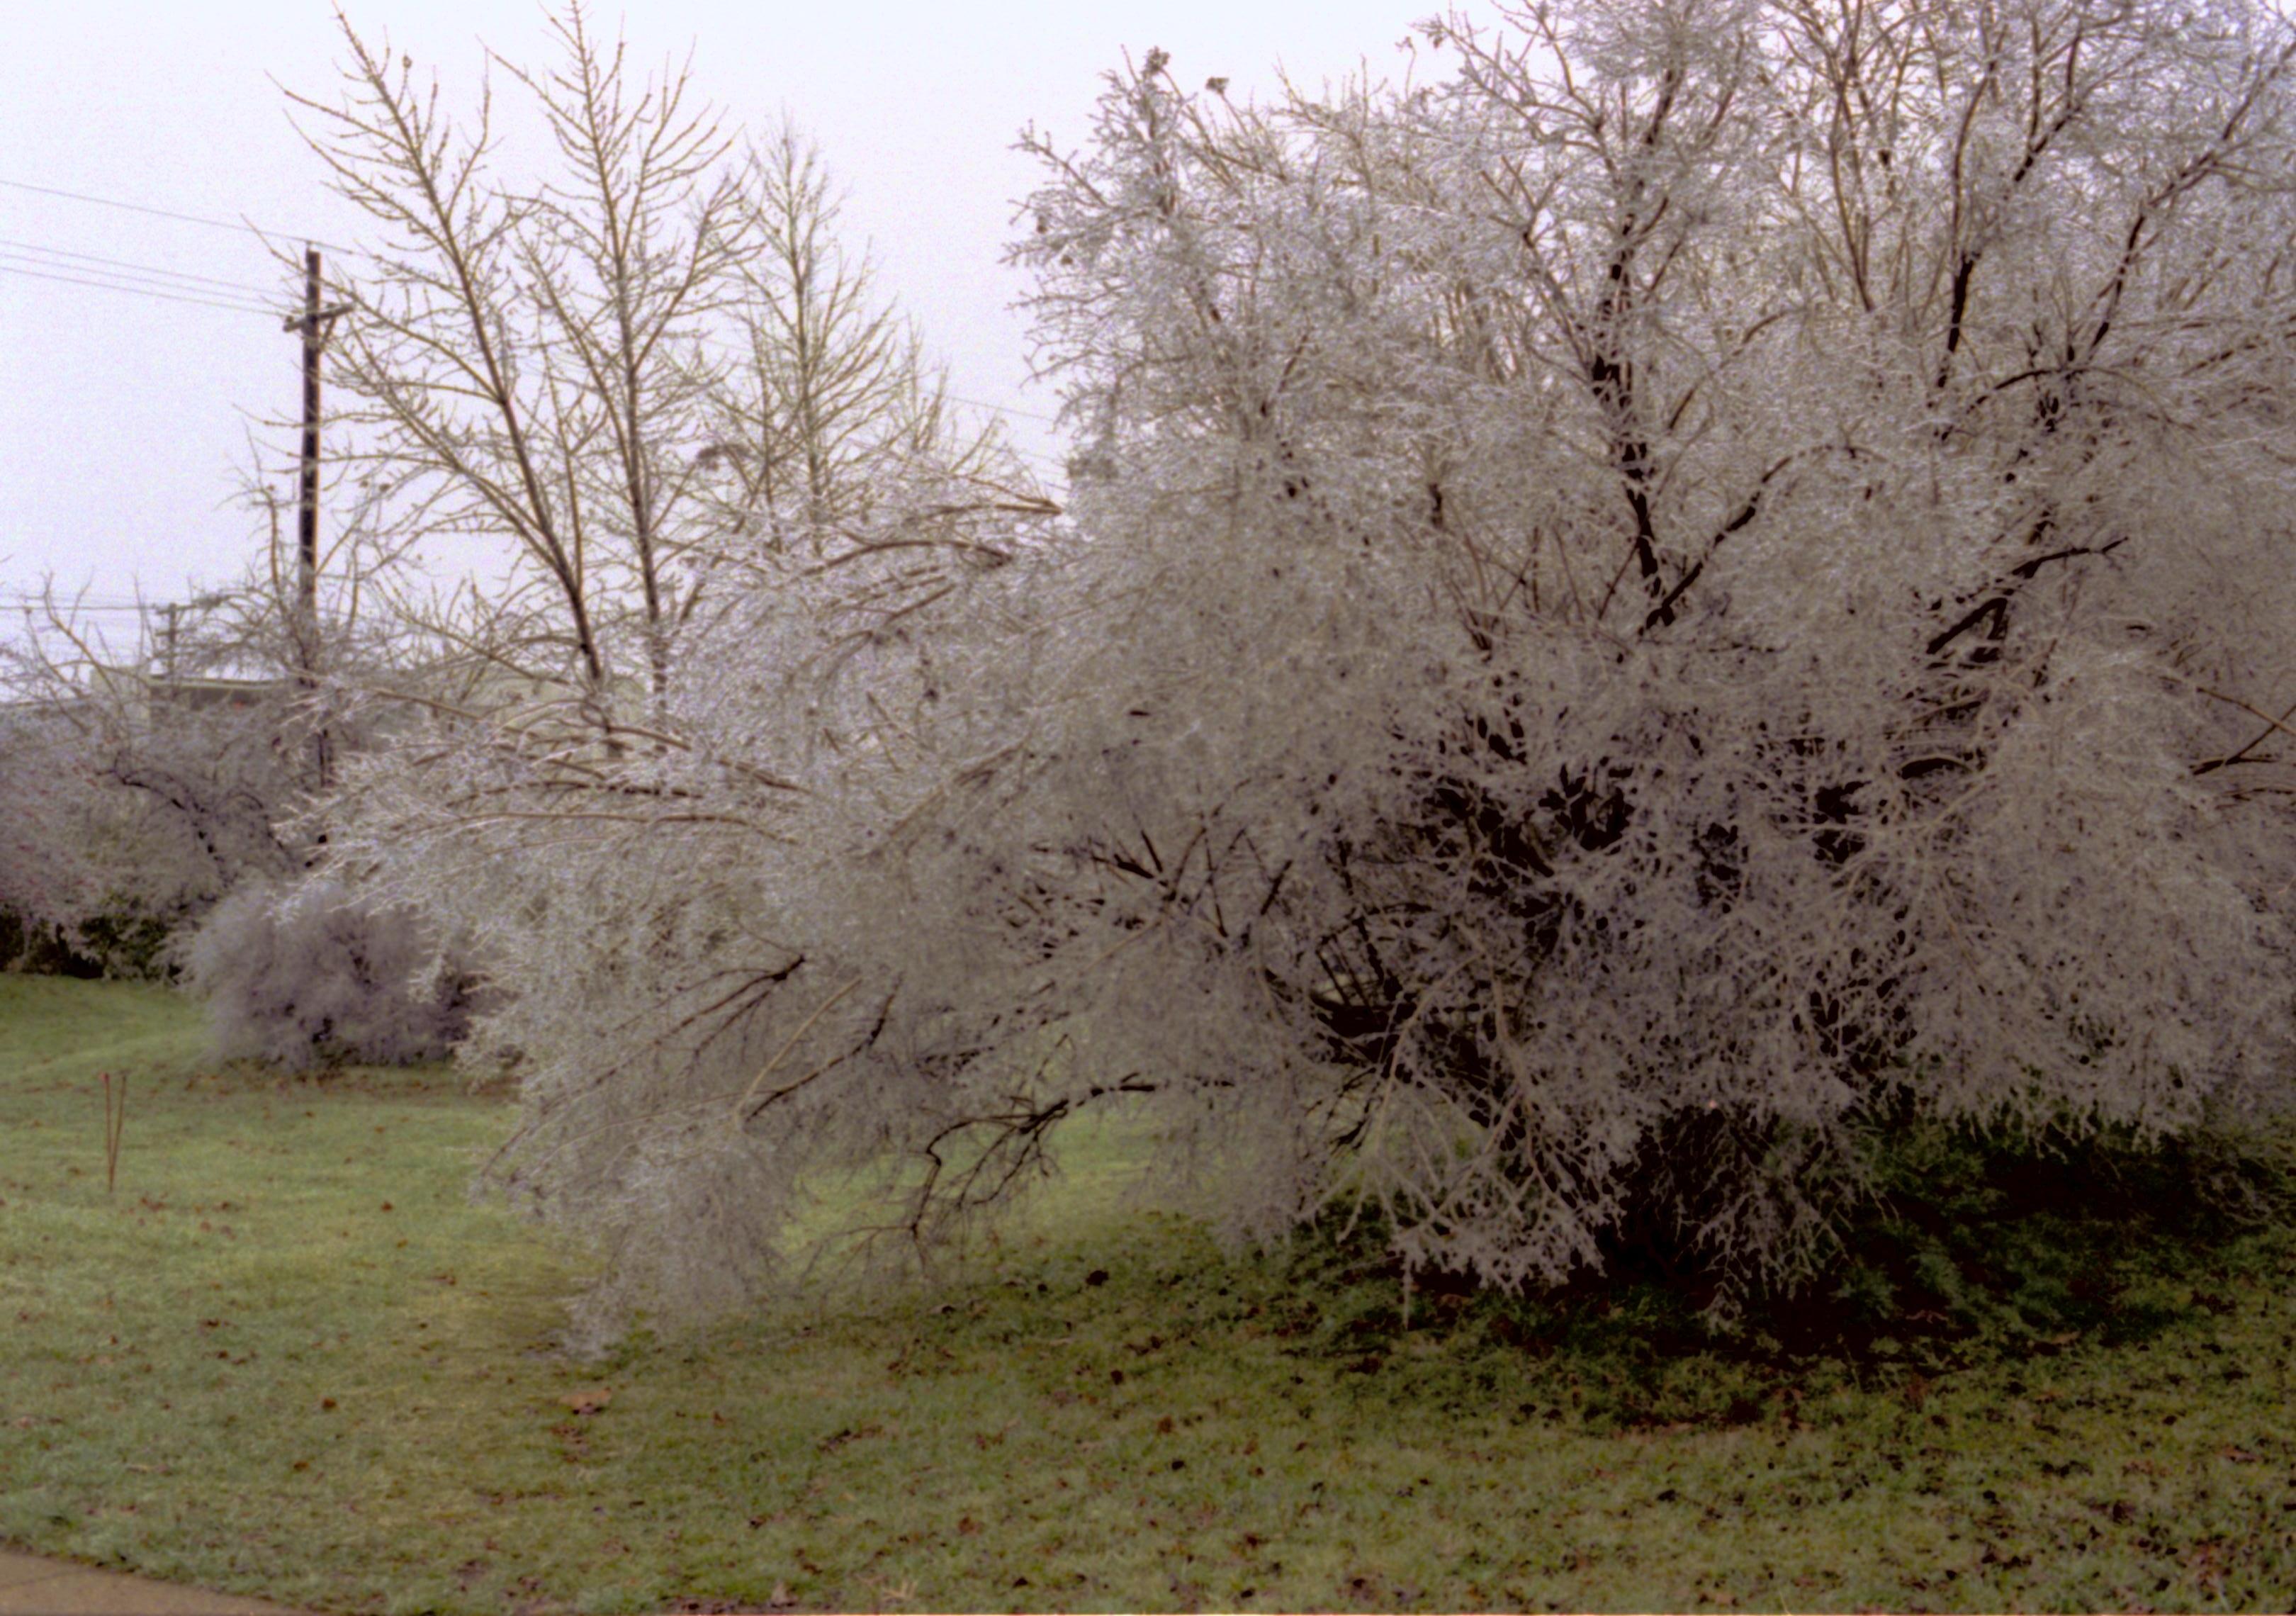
(4, 977), (2295, 1613)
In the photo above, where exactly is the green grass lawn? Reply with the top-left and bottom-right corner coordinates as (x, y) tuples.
(3, 975), (2294, 1613)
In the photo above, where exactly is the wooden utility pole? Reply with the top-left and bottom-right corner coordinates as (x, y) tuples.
(283, 247), (349, 788)
(293, 247), (324, 643)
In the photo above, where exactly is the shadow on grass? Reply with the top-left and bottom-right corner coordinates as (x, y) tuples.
(1262, 1111), (2296, 1432)
(174, 1055), (514, 1101)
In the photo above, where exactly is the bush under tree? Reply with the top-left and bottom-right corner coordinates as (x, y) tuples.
(182, 877), (485, 1070)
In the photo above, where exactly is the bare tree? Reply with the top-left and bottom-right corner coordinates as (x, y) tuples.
(712, 122), (904, 534)
(289, 5), (1058, 1329)
(295, 9), (1036, 712)
(291, 6), (744, 718)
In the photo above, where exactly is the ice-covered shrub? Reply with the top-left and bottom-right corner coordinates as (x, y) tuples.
(0, 702), (198, 975)
(1, 519), (417, 979)
(980, 0), (2296, 1306)
(184, 877), (483, 1070)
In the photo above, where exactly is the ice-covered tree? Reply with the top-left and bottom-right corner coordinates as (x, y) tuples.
(995, 0), (2296, 1301)
(332, 0), (2296, 1334)
(0, 508), (407, 976)
(0, 695), (120, 967)
(0, 386), (466, 985)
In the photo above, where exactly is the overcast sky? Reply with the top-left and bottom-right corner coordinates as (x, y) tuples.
(0, 0), (1434, 653)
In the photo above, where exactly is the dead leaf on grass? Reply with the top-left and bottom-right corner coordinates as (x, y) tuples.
(816, 1423), (883, 1454)
(559, 1386), (613, 1416)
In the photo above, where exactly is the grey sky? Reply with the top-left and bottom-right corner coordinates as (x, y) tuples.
(1, 0), (1431, 651)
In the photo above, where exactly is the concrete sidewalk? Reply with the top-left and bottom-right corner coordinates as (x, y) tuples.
(0, 1548), (307, 1616)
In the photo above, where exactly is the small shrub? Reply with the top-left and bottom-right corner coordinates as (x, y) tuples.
(0, 900), (177, 980)
(183, 877), (486, 1070)
(73, 901), (180, 980)
(0, 906), (94, 977)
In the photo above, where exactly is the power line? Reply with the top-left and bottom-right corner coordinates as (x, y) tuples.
(0, 252), (278, 314)
(0, 598), (154, 611)
(6, 185), (1071, 431)
(0, 588), (186, 610)
(4, 178), (1074, 420)
(2, 612), (149, 633)
(0, 262), (275, 318)
(1, 259), (1081, 460)
(945, 391), (1062, 426)
(4, 254), (1074, 445)
(0, 176), (356, 255)
(0, 237), (279, 299)
(2, 202), (1071, 493)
